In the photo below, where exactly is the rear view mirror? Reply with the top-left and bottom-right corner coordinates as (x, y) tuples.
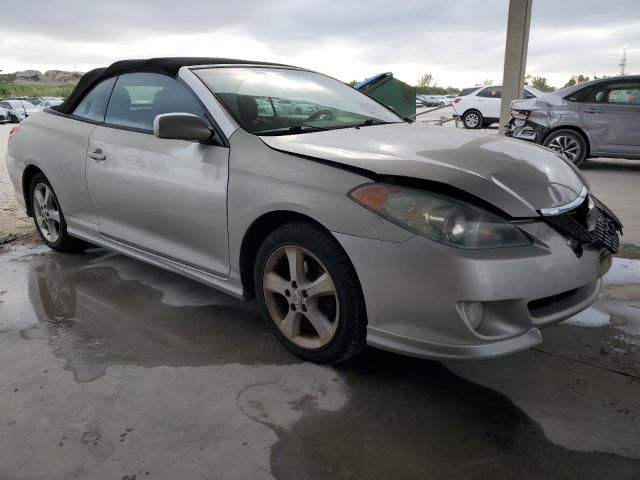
(153, 113), (213, 142)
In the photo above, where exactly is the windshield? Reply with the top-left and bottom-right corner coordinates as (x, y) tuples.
(194, 67), (403, 135)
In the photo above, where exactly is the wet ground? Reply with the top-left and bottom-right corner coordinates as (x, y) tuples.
(1, 244), (639, 479)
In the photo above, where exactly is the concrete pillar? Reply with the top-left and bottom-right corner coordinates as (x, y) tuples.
(499, 0), (533, 133)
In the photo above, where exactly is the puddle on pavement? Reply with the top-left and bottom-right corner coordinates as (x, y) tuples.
(269, 348), (640, 480)
(1, 246), (639, 477)
(3, 247), (296, 381)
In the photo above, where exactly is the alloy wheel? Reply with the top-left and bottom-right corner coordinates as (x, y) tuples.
(464, 112), (480, 128)
(262, 245), (339, 349)
(32, 183), (61, 243)
(547, 135), (580, 162)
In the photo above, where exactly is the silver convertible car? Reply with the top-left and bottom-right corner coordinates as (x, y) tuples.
(6, 58), (623, 363)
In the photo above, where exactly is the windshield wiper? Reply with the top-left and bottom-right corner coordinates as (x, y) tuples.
(355, 119), (399, 127)
(287, 124), (330, 134)
(254, 124), (330, 136)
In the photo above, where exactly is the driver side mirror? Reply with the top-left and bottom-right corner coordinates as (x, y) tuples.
(153, 113), (213, 142)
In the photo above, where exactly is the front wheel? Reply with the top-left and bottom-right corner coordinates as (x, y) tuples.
(462, 109), (483, 129)
(543, 129), (587, 166)
(254, 222), (367, 363)
(30, 173), (86, 252)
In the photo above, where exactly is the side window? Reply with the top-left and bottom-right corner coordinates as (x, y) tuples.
(72, 77), (116, 122)
(478, 87), (502, 99)
(590, 81), (640, 104)
(565, 86), (592, 103)
(104, 72), (207, 131)
(523, 89), (536, 99)
(459, 87), (480, 97)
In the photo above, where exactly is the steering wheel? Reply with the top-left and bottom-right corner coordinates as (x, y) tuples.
(307, 109), (335, 122)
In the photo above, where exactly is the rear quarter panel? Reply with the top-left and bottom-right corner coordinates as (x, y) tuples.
(9, 112), (98, 224)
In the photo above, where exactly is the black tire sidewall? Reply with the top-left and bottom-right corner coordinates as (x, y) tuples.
(543, 130), (587, 166)
(254, 223), (366, 363)
(463, 110), (483, 129)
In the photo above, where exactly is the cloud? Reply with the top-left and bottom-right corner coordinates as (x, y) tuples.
(0, 0), (636, 88)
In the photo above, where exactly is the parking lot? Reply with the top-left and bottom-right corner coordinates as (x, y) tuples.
(1, 122), (639, 479)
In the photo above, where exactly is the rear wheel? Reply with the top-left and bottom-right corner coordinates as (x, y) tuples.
(462, 109), (483, 129)
(30, 173), (86, 252)
(254, 222), (367, 363)
(543, 129), (587, 166)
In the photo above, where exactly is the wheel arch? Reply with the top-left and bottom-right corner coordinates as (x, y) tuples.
(462, 108), (482, 117)
(543, 125), (591, 158)
(239, 210), (350, 299)
(22, 164), (45, 217)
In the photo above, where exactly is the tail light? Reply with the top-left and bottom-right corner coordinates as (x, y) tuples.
(510, 108), (530, 119)
(453, 98), (461, 104)
(8, 125), (21, 142)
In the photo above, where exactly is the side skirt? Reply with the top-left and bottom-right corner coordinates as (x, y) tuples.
(65, 215), (246, 300)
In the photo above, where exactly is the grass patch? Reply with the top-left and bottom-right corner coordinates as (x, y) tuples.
(0, 83), (75, 98)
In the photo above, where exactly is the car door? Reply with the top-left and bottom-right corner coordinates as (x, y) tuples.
(475, 87), (502, 119)
(580, 79), (640, 156)
(85, 72), (230, 276)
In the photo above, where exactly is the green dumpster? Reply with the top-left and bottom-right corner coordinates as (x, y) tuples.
(354, 72), (416, 118)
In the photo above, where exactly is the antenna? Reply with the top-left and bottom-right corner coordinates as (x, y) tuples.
(619, 46), (627, 76)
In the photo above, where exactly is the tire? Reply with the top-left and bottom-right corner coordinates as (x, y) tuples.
(462, 109), (483, 129)
(543, 129), (588, 166)
(254, 222), (367, 363)
(10, 114), (19, 123)
(29, 173), (86, 252)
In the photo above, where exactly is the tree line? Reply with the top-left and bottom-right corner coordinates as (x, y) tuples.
(347, 72), (596, 93)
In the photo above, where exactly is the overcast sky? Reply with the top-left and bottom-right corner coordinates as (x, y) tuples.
(0, 0), (636, 88)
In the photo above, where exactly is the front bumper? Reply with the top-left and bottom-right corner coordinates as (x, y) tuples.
(334, 221), (612, 361)
(505, 117), (549, 144)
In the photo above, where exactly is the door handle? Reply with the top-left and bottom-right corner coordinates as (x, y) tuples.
(583, 107), (601, 114)
(87, 148), (106, 161)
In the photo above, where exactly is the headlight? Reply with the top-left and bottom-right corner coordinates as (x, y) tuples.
(349, 184), (531, 249)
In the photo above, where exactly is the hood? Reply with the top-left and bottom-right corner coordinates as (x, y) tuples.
(261, 123), (586, 218)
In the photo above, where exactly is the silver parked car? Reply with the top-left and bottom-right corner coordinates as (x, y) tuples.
(0, 106), (10, 123)
(0, 99), (41, 122)
(6, 58), (622, 363)
(507, 75), (640, 165)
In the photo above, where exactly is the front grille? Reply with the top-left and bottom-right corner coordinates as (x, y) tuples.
(542, 195), (622, 254)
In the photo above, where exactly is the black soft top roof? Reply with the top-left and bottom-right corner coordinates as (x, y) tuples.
(57, 57), (291, 114)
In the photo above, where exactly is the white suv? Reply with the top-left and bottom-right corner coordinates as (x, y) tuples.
(453, 85), (543, 129)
